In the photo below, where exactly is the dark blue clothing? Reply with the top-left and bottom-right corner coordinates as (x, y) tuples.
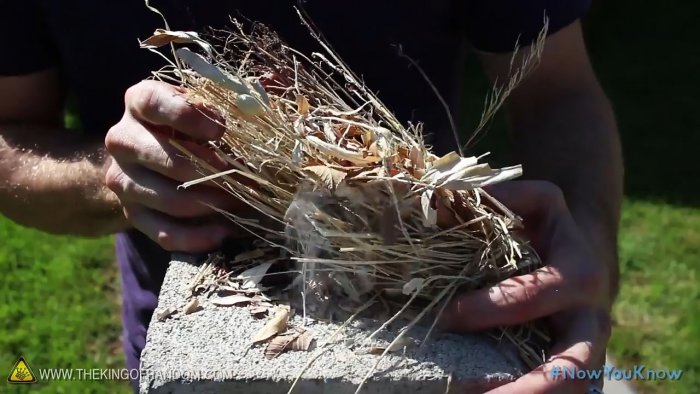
(0, 0), (589, 376)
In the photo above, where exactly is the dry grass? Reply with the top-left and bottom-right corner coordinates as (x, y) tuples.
(141, 4), (550, 390)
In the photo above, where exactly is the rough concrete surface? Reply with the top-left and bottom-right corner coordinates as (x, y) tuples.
(140, 259), (527, 394)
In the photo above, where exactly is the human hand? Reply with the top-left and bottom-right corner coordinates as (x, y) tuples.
(441, 180), (613, 394)
(105, 80), (246, 252)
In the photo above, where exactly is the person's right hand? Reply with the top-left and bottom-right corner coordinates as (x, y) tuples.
(105, 80), (246, 252)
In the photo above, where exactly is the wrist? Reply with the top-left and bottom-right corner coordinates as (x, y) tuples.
(576, 218), (620, 305)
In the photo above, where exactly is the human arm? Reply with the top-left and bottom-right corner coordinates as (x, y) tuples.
(480, 21), (623, 296)
(104, 80), (250, 251)
(0, 68), (128, 235)
(0, 70), (243, 249)
(442, 21), (623, 393)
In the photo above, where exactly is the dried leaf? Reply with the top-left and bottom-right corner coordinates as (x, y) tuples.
(303, 165), (347, 190)
(322, 122), (337, 144)
(420, 190), (437, 226)
(218, 283), (240, 292)
(295, 94), (311, 116)
(175, 48), (249, 95)
(351, 167), (385, 180)
(361, 130), (374, 146)
(368, 141), (379, 157)
(211, 294), (252, 306)
(234, 249), (265, 263)
(235, 94), (265, 116)
(264, 334), (297, 359)
(247, 77), (270, 106)
(428, 151), (462, 171)
(155, 307), (177, 322)
(263, 329), (313, 359)
(251, 294), (272, 302)
(140, 29), (212, 56)
(252, 306), (290, 343)
(442, 165), (523, 190)
(422, 152), (479, 185)
(402, 277), (424, 295)
(236, 262), (273, 290)
(444, 163), (492, 183)
(372, 127), (392, 159)
(409, 145), (426, 171)
(288, 329), (314, 351)
(249, 305), (269, 318)
(182, 298), (202, 314)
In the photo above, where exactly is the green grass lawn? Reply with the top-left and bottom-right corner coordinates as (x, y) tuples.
(0, 220), (130, 393)
(611, 200), (699, 394)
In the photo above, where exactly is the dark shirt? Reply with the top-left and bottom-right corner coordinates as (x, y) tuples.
(1, 0), (589, 378)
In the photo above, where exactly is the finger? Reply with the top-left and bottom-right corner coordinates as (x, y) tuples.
(548, 308), (612, 388)
(486, 309), (609, 394)
(483, 180), (566, 222)
(441, 266), (578, 331)
(109, 163), (248, 218)
(125, 80), (223, 140)
(482, 181), (572, 252)
(106, 119), (229, 182)
(122, 204), (230, 252)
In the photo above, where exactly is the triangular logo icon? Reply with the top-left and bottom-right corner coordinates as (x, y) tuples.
(7, 356), (37, 384)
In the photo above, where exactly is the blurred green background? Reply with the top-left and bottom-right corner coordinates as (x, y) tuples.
(1, 1), (697, 393)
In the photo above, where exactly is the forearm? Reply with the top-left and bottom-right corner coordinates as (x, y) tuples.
(507, 87), (623, 297)
(0, 124), (128, 235)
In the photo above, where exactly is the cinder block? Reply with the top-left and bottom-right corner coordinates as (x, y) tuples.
(139, 259), (526, 394)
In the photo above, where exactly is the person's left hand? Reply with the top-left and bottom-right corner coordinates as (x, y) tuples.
(440, 180), (614, 394)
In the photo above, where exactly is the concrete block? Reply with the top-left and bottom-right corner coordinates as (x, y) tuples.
(139, 259), (526, 394)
